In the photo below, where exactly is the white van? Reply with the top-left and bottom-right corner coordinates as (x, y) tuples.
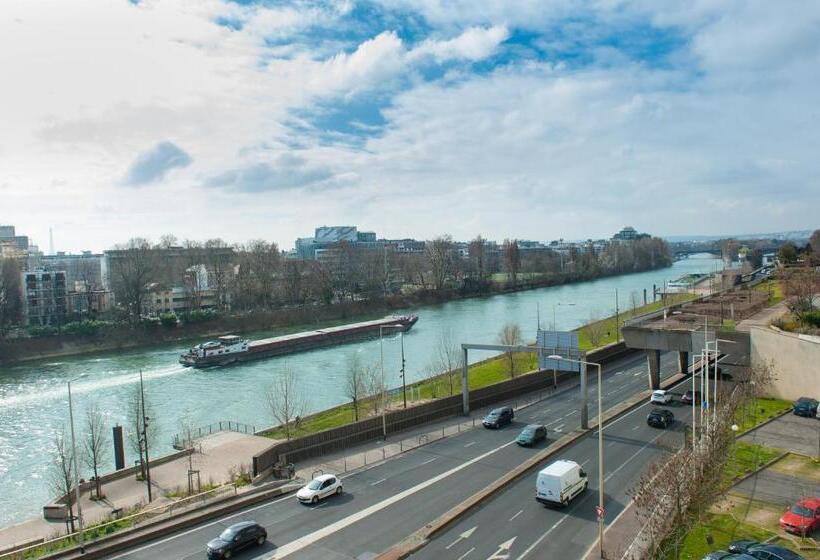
(535, 459), (588, 507)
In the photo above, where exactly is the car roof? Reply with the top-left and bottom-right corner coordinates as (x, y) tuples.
(653, 390), (667, 394)
(524, 424), (545, 429)
(227, 521), (258, 530)
(748, 544), (802, 558)
(489, 406), (511, 413)
(314, 474), (336, 482)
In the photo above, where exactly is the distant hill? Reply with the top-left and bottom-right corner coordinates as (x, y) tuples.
(664, 230), (813, 243)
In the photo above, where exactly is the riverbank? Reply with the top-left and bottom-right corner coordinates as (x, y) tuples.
(0, 263), (674, 365)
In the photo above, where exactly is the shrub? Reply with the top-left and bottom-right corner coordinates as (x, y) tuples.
(61, 320), (114, 336)
(803, 310), (820, 328)
(182, 309), (219, 324)
(27, 324), (58, 337)
(159, 313), (178, 328)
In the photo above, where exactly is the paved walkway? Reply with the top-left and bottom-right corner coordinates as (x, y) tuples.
(736, 300), (789, 332)
(0, 431), (273, 552)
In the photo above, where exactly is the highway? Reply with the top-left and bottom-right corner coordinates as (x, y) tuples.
(107, 351), (682, 560)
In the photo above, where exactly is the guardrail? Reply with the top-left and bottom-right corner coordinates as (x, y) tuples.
(0, 484), (240, 560)
(171, 420), (257, 449)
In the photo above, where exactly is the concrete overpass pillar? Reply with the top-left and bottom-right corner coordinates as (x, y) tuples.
(461, 347), (470, 415)
(646, 349), (661, 390)
(677, 351), (689, 375)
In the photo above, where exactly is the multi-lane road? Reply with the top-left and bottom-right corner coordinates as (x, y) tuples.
(109, 351), (687, 560)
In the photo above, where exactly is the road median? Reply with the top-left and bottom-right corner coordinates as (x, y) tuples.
(377, 373), (687, 560)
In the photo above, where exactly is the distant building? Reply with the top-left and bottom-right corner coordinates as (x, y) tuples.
(21, 270), (67, 326)
(38, 251), (104, 290)
(612, 227), (650, 242)
(295, 226), (385, 259)
(143, 283), (218, 316)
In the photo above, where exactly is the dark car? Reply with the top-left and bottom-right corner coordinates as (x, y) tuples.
(647, 408), (675, 429)
(207, 521), (267, 559)
(745, 544), (805, 560)
(703, 552), (756, 560)
(681, 390), (702, 405)
(792, 397), (818, 418)
(483, 406), (514, 429)
(728, 540), (760, 554)
(516, 424), (547, 446)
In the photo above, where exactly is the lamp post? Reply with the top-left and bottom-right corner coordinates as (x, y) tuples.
(379, 325), (409, 437)
(67, 374), (87, 552)
(548, 354), (604, 558)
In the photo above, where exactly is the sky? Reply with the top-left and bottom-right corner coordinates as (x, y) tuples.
(1, 0), (818, 253)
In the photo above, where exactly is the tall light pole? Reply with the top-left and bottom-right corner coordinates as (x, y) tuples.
(139, 370), (152, 502)
(548, 354), (604, 558)
(67, 374), (87, 552)
(379, 325), (409, 436)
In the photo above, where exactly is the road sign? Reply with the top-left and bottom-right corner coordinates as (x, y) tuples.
(595, 505), (605, 520)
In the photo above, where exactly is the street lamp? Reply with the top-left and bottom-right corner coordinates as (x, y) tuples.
(548, 354), (604, 559)
(67, 374), (87, 552)
(379, 325), (408, 438)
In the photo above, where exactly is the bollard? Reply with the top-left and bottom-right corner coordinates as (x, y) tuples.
(364, 452), (367, 466)
(382, 447), (386, 460)
(458, 422), (461, 433)
(400, 440), (403, 452)
(344, 456), (347, 472)
(442, 426), (445, 438)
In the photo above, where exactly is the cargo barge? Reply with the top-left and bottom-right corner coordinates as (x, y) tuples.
(179, 314), (418, 368)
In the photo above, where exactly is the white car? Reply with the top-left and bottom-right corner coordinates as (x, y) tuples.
(296, 474), (343, 504)
(650, 390), (672, 405)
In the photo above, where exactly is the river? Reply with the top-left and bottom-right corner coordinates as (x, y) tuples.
(0, 255), (721, 527)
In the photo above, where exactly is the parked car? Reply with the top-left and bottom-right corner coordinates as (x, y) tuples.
(483, 406), (514, 429)
(703, 552), (756, 560)
(728, 541), (760, 554)
(296, 474), (343, 504)
(647, 408), (675, 429)
(746, 544), (805, 560)
(792, 397), (819, 418)
(780, 497), (820, 536)
(650, 390), (673, 405)
(535, 459), (587, 507)
(516, 424), (547, 446)
(206, 521), (267, 559)
(681, 390), (702, 405)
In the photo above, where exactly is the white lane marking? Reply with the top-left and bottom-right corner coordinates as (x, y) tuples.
(607, 441), (617, 448)
(543, 408), (551, 413)
(516, 516), (568, 559)
(509, 509), (524, 522)
(371, 478), (387, 486)
(554, 424), (565, 432)
(421, 457), (438, 466)
(564, 412), (575, 418)
(604, 431), (665, 484)
(464, 441), (477, 448)
(631, 426), (639, 431)
(107, 491), (298, 559)
(446, 526), (477, 550)
(265, 440), (518, 559)
(457, 547), (476, 560)
(488, 536), (517, 559)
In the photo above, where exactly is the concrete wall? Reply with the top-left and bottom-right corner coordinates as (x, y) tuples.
(750, 326), (820, 401)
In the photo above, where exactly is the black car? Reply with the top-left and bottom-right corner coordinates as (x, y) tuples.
(207, 521), (267, 559)
(703, 552), (756, 560)
(516, 424), (547, 446)
(728, 540), (760, 554)
(647, 408), (674, 429)
(745, 544), (805, 560)
(681, 390), (702, 405)
(792, 397), (818, 418)
(483, 406), (514, 429)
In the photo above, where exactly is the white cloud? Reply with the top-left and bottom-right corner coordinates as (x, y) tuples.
(408, 25), (509, 62)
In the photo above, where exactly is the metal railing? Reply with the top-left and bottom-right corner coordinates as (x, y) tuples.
(171, 420), (257, 449)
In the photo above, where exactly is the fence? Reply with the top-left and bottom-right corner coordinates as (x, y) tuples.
(0, 484), (240, 560)
(171, 420), (257, 449)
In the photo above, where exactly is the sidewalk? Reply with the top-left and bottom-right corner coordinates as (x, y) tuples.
(0, 431), (274, 552)
(736, 300), (789, 332)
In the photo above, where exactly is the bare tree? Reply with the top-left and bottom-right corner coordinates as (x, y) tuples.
(502, 239), (521, 286)
(435, 328), (462, 395)
(50, 428), (77, 533)
(468, 235), (488, 280)
(583, 311), (606, 348)
(363, 362), (385, 415)
(0, 258), (23, 332)
(83, 403), (108, 500)
(108, 238), (158, 321)
(126, 384), (157, 480)
(345, 354), (368, 422)
(266, 368), (307, 440)
(426, 235), (455, 291)
(498, 322), (522, 378)
(781, 265), (819, 324)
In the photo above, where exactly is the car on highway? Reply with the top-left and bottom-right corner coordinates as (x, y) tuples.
(792, 397), (818, 418)
(650, 390), (673, 405)
(296, 474), (343, 504)
(726, 541), (805, 560)
(681, 390), (702, 405)
(779, 497), (820, 536)
(482, 406), (514, 429)
(647, 408), (675, 429)
(535, 459), (587, 507)
(516, 424), (547, 446)
(206, 521), (267, 559)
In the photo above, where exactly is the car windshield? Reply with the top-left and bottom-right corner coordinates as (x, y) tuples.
(307, 480), (323, 490)
(219, 527), (239, 541)
(487, 411), (499, 417)
(791, 504), (812, 517)
(520, 428), (534, 436)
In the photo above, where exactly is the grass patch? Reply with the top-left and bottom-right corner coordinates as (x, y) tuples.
(576, 293), (697, 351)
(723, 441), (783, 485)
(734, 398), (792, 435)
(662, 511), (777, 560)
(753, 279), (784, 305)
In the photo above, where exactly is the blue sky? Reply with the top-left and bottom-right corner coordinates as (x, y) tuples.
(1, 0), (818, 251)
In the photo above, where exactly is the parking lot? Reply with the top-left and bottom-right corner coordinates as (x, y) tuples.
(741, 410), (820, 457)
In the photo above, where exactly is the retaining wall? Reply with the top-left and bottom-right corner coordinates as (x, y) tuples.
(750, 325), (820, 400)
